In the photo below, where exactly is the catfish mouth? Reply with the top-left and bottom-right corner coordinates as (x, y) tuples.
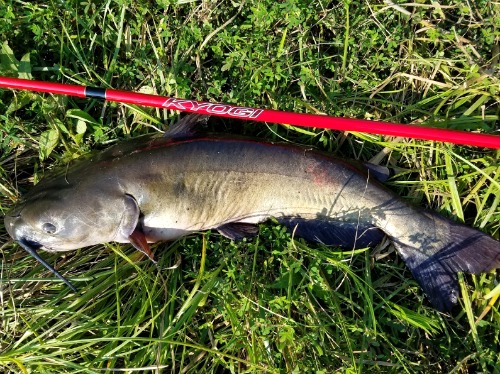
(17, 238), (78, 292)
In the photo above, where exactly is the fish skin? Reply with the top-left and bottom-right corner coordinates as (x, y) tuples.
(4, 119), (500, 311)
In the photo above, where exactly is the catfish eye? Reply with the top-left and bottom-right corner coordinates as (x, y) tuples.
(42, 222), (57, 235)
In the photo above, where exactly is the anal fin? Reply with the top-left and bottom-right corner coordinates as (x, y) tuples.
(278, 217), (385, 249)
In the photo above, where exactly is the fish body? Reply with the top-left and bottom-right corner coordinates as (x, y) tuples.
(5, 117), (500, 310)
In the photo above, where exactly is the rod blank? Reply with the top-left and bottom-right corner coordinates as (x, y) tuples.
(1, 76), (499, 149)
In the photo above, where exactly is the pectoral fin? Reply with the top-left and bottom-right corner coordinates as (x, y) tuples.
(129, 228), (156, 263)
(119, 194), (156, 263)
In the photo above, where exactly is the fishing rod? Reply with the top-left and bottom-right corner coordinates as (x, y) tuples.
(1, 76), (500, 149)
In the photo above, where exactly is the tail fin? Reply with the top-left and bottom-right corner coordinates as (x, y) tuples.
(393, 213), (500, 311)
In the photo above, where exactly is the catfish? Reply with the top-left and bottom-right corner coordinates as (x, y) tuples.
(4, 115), (500, 311)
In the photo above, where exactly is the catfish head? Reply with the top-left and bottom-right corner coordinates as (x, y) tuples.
(4, 183), (143, 291)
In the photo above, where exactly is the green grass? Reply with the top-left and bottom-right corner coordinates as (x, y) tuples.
(1, 0), (499, 372)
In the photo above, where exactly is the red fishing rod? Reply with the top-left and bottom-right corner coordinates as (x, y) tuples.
(1, 76), (500, 149)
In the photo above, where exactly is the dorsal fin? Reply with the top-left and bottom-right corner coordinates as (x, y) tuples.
(164, 114), (210, 139)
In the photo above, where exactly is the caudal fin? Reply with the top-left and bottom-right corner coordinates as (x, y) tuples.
(393, 214), (500, 311)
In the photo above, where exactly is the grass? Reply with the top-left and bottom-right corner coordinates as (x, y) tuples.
(0, 0), (499, 372)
